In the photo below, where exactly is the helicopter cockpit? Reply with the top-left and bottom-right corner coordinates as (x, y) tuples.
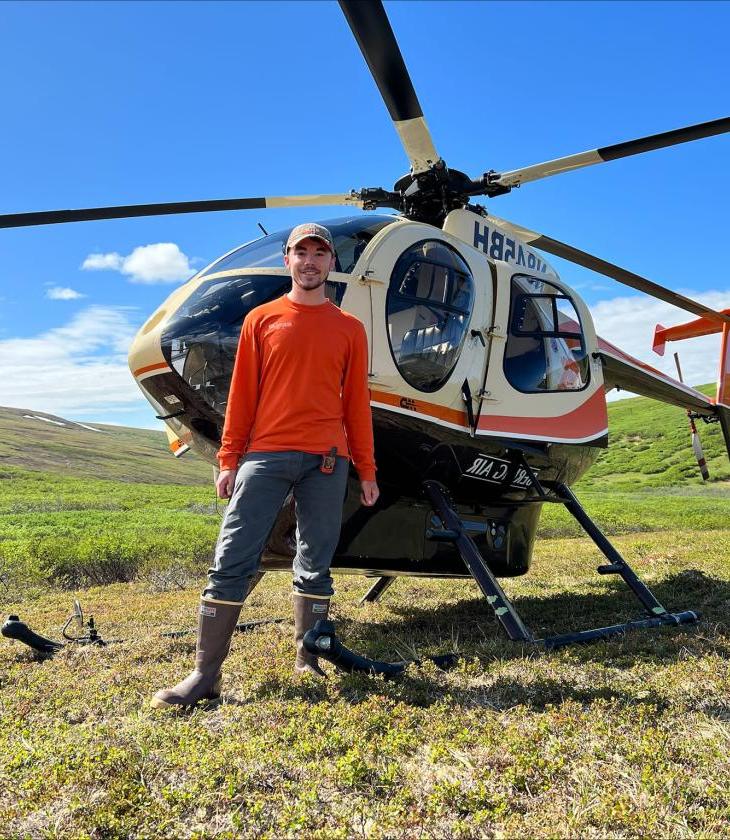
(158, 215), (398, 416)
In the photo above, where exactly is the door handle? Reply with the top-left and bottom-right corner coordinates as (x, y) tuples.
(461, 379), (476, 437)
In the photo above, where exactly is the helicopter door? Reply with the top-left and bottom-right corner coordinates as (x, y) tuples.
(477, 265), (606, 445)
(364, 228), (490, 434)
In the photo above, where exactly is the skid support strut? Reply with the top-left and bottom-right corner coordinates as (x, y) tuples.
(359, 576), (396, 605)
(557, 484), (668, 616)
(422, 480), (699, 649)
(423, 480), (534, 642)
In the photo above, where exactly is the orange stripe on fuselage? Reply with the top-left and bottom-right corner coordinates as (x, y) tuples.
(477, 388), (607, 439)
(133, 361), (170, 377)
(370, 389), (466, 425)
(370, 387), (608, 442)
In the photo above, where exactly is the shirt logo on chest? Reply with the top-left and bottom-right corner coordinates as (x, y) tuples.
(264, 321), (293, 337)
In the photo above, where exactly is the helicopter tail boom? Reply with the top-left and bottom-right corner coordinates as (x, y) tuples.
(598, 332), (730, 465)
(597, 344), (717, 414)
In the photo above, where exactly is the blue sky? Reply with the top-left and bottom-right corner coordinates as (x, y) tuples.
(1, 0), (729, 428)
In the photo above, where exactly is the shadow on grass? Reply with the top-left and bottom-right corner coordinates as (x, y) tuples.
(470, 673), (673, 713)
(241, 570), (730, 712)
(247, 651), (688, 714)
(336, 569), (730, 666)
(702, 703), (730, 722)
(248, 668), (463, 710)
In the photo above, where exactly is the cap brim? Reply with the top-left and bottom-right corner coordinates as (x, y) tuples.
(286, 234), (334, 253)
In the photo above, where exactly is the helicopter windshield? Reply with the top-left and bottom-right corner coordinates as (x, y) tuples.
(160, 274), (349, 417)
(155, 215), (398, 421)
(504, 275), (589, 392)
(199, 215), (398, 276)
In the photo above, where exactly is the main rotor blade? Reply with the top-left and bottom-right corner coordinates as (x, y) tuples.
(339, 0), (439, 173)
(0, 193), (365, 229)
(492, 117), (730, 188)
(487, 212), (730, 325)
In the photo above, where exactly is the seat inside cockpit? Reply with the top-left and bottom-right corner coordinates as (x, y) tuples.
(386, 239), (474, 392)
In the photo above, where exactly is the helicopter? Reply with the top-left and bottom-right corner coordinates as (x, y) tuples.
(2, 1), (729, 651)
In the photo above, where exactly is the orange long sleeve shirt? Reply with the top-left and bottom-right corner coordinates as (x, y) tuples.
(217, 295), (376, 481)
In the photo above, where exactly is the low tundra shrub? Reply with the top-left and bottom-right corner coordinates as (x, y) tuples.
(3, 525), (215, 589)
(47, 535), (147, 587)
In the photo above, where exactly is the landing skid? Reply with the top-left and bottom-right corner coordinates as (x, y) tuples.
(422, 479), (699, 649)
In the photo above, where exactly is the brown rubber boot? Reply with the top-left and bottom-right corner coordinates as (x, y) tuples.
(150, 598), (242, 710)
(293, 593), (330, 677)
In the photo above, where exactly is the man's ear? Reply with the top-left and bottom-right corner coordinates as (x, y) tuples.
(283, 251), (290, 268)
(329, 253), (336, 270)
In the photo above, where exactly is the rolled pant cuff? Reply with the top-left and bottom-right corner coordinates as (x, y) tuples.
(201, 595), (247, 606)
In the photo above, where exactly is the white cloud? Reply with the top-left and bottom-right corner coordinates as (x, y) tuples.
(0, 306), (150, 416)
(590, 289), (729, 397)
(46, 286), (86, 300)
(82, 252), (123, 271)
(81, 242), (194, 284)
(122, 243), (193, 283)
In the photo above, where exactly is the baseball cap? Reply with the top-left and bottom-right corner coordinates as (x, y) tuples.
(285, 222), (335, 255)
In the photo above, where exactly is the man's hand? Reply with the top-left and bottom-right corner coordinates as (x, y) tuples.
(360, 479), (379, 507)
(216, 468), (237, 499)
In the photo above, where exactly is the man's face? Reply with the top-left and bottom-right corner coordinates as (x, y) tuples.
(284, 237), (336, 291)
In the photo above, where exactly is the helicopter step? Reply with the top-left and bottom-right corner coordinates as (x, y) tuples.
(422, 479), (700, 649)
(423, 480), (534, 642)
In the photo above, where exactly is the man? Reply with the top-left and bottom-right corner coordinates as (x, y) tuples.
(151, 222), (378, 709)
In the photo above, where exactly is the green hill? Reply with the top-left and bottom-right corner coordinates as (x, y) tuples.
(578, 383), (729, 490)
(0, 406), (211, 485)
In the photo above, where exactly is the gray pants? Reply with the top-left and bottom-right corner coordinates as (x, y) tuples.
(203, 451), (349, 603)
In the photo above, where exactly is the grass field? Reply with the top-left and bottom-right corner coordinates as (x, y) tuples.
(0, 394), (728, 836)
(582, 384), (729, 489)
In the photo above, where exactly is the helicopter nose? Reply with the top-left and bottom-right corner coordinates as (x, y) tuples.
(161, 272), (291, 407)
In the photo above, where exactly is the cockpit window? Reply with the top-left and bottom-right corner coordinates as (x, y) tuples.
(199, 215), (397, 277)
(387, 240), (474, 392)
(504, 275), (589, 393)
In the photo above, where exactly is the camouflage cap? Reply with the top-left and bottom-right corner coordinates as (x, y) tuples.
(285, 222), (335, 254)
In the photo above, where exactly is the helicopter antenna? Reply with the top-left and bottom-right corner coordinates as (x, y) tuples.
(257, 222), (268, 236)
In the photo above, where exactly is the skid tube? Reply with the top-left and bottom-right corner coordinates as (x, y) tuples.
(1, 615), (68, 655)
(422, 477), (700, 650)
(303, 620), (458, 677)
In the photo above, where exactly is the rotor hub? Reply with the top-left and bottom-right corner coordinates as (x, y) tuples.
(360, 163), (511, 226)
(392, 164), (466, 224)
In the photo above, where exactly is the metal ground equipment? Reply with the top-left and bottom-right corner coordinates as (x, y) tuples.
(1, 601), (283, 658)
